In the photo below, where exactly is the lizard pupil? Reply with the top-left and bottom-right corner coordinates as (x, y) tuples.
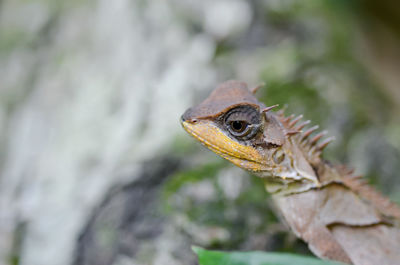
(224, 105), (261, 140)
(231, 121), (247, 132)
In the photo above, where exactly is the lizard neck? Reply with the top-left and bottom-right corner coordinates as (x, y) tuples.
(260, 112), (344, 196)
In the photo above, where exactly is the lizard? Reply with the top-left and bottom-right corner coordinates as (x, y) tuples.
(180, 80), (400, 265)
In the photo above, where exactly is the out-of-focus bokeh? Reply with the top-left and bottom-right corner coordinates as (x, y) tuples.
(1, 0), (400, 265)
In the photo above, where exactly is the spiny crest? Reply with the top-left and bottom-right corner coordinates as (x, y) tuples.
(249, 83), (333, 156)
(279, 112), (400, 220)
(261, 104), (279, 113)
(336, 164), (400, 220)
(276, 110), (334, 159)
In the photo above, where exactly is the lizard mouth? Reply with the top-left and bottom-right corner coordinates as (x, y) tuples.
(181, 120), (269, 172)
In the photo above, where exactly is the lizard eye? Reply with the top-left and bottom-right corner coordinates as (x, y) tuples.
(224, 105), (261, 140)
(229, 120), (250, 135)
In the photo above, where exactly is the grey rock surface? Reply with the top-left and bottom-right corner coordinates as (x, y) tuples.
(0, 0), (220, 264)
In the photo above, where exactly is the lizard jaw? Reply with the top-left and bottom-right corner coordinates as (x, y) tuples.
(181, 120), (270, 172)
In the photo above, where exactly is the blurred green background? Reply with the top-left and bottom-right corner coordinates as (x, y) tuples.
(1, 0), (400, 265)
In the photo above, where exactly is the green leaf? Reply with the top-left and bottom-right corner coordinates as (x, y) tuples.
(192, 246), (347, 265)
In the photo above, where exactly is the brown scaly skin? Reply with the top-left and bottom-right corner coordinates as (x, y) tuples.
(181, 80), (400, 265)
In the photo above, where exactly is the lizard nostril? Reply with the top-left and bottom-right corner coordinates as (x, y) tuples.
(181, 108), (195, 123)
(180, 112), (198, 124)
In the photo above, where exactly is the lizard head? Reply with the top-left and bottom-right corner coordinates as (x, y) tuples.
(181, 80), (320, 192)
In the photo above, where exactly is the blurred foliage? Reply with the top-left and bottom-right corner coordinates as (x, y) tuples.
(193, 247), (346, 265)
(162, 160), (283, 250)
